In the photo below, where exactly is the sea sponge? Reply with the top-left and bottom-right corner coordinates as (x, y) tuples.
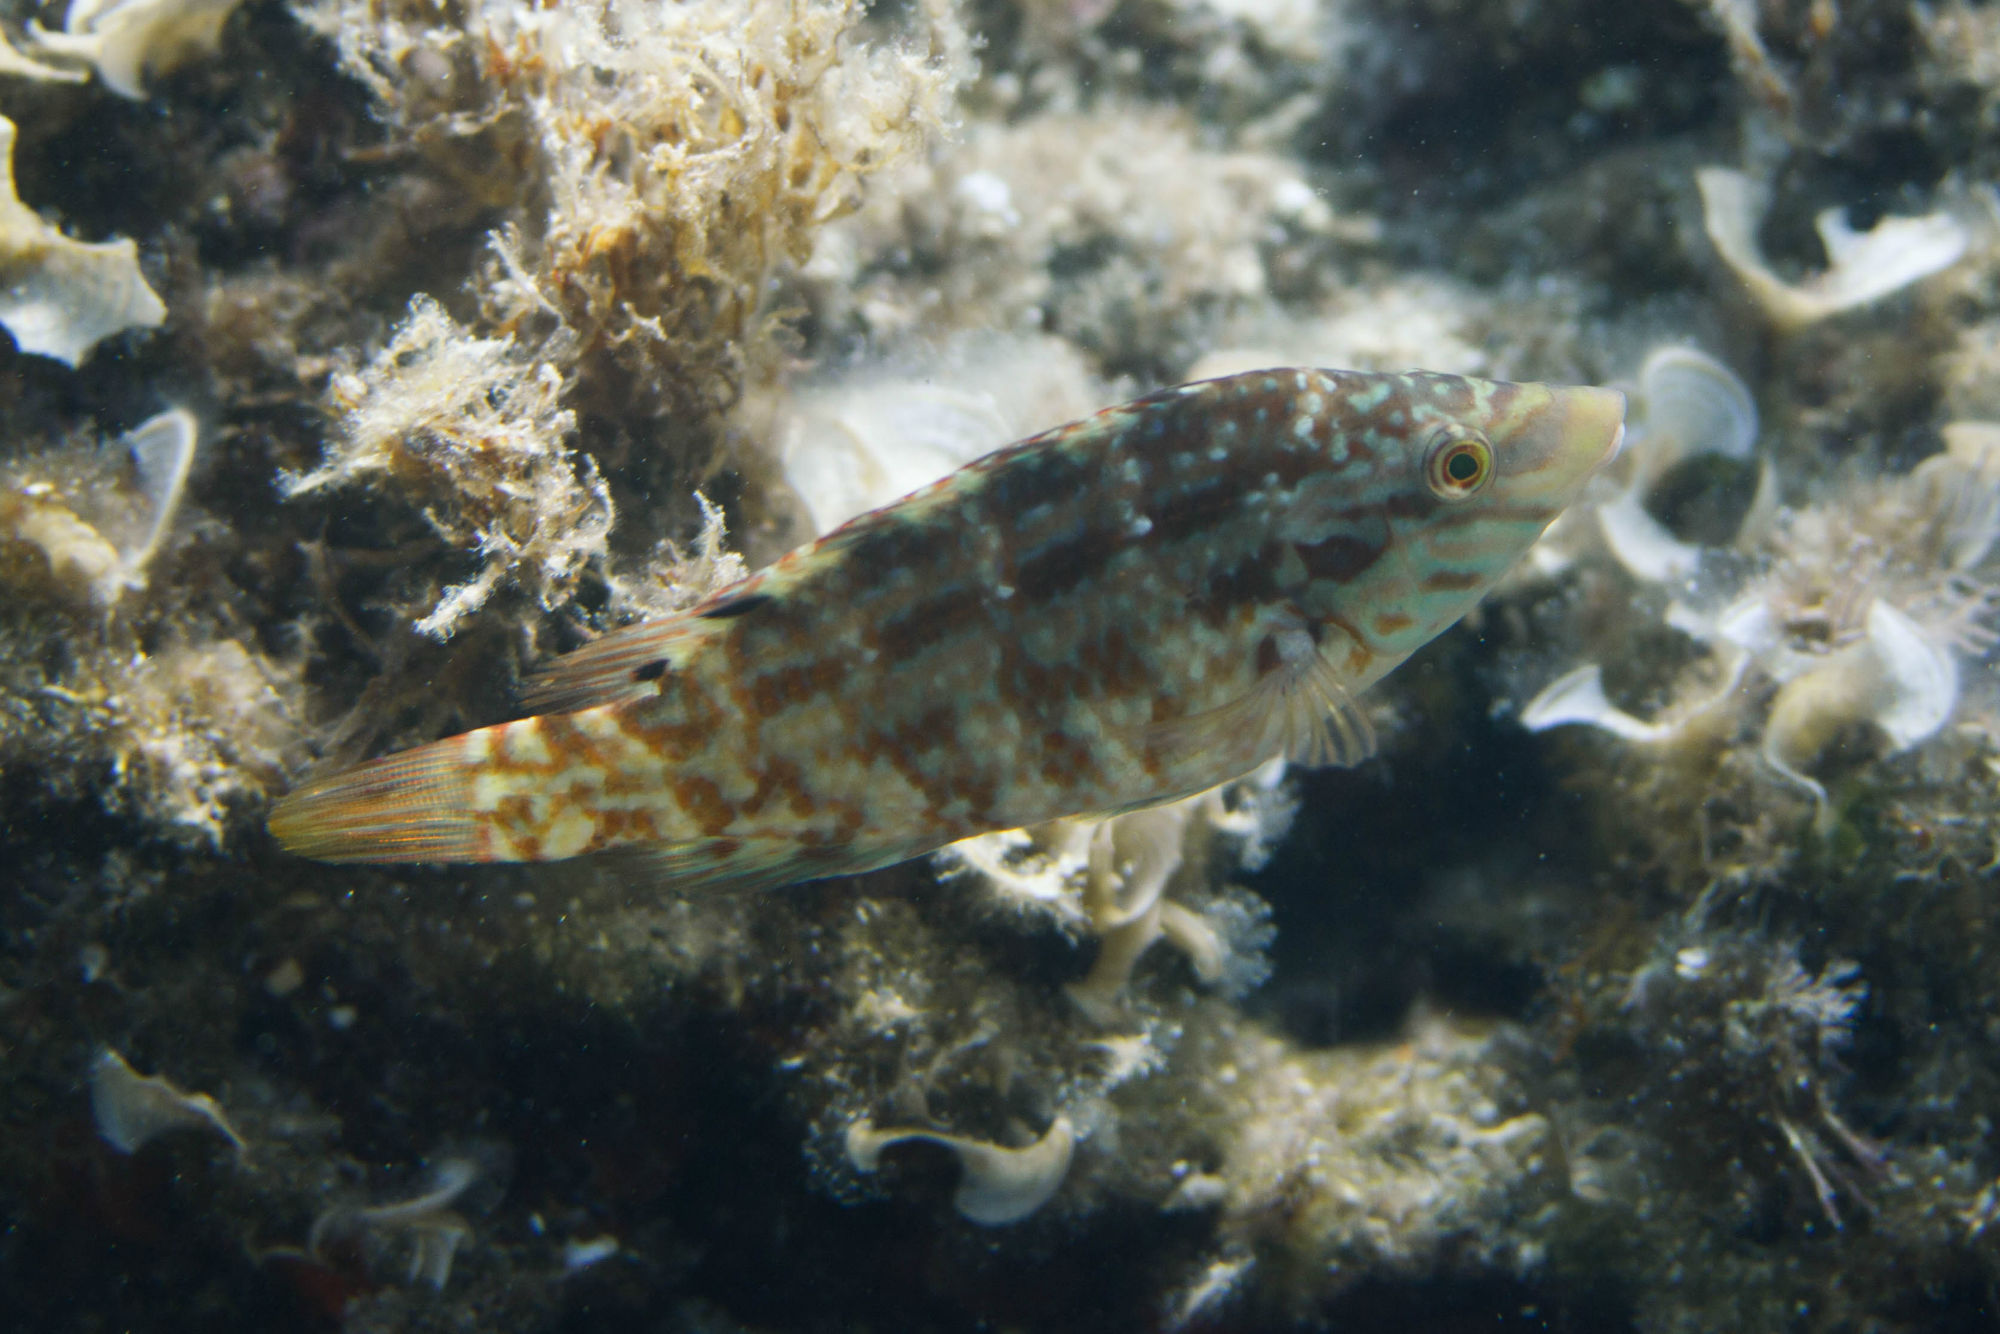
(301, 0), (974, 415)
(281, 295), (612, 640)
(1176, 1011), (1554, 1316)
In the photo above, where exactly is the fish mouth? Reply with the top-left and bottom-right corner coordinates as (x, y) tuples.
(1507, 382), (1627, 498)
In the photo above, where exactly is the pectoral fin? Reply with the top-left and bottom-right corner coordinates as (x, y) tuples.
(1145, 625), (1377, 769)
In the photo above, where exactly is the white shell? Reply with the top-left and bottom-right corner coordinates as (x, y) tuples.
(1635, 345), (1759, 467)
(117, 408), (199, 586)
(847, 1115), (1076, 1225)
(1520, 664), (1675, 743)
(1866, 601), (1958, 751)
(1595, 485), (1703, 584)
(0, 24), (87, 82)
(1697, 166), (1967, 330)
(1912, 422), (2000, 570)
(90, 1047), (246, 1159)
(0, 116), (166, 366)
(774, 335), (1100, 535)
(307, 1155), (483, 1289)
(28, 0), (245, 100)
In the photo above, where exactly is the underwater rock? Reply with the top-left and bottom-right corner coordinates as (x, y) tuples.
(1187, 1012), (1555, 1315)
(19, 0), (2000, 1328)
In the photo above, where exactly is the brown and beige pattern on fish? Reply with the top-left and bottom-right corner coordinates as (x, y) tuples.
(269, 368), (1625, 891)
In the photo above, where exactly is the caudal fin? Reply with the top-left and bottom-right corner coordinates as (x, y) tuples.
(268, 735), (487, 863)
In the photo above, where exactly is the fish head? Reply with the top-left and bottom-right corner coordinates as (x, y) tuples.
(1439, 373), (1629, 512)
(1287, 371), (1625, 678)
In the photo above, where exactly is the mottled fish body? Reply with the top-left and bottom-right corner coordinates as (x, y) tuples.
(270, 368), (1625, 890)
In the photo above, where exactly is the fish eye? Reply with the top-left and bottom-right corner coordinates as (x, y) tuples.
(1423, 428), (1493, 501)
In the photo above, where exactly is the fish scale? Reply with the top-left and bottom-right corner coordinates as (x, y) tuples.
(269, 367), (1625, 891)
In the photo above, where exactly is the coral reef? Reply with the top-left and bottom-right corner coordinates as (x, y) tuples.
(15, 0), (2000, 1331)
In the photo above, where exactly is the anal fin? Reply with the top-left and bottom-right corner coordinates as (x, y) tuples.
(1145, 626), (1377, 770)
(604, 835), (940, 896)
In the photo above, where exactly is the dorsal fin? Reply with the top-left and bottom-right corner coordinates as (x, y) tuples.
(1143, 622), (1377, 769)
(521, 573), (778, 712)
(520, 613), (706, 712)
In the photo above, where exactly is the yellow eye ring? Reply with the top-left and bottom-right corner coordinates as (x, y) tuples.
(1423, 429), (1493, 501)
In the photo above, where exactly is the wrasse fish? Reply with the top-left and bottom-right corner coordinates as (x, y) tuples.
(270, 368), (1624, 890)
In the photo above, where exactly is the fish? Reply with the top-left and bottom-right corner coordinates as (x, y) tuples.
(269, 368), (1625, 891)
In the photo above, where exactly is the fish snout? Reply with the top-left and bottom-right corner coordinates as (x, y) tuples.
(1505, 383), (1627, 497)
(1553, 383), (1628, 475)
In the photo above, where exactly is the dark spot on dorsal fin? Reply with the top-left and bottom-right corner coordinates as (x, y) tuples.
(633, 659), (668, 682)
(699, 592), (772, 620)
(1254, 634), (1281, 674)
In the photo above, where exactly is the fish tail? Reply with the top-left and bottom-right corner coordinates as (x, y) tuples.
(267, 732), (489, 863)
